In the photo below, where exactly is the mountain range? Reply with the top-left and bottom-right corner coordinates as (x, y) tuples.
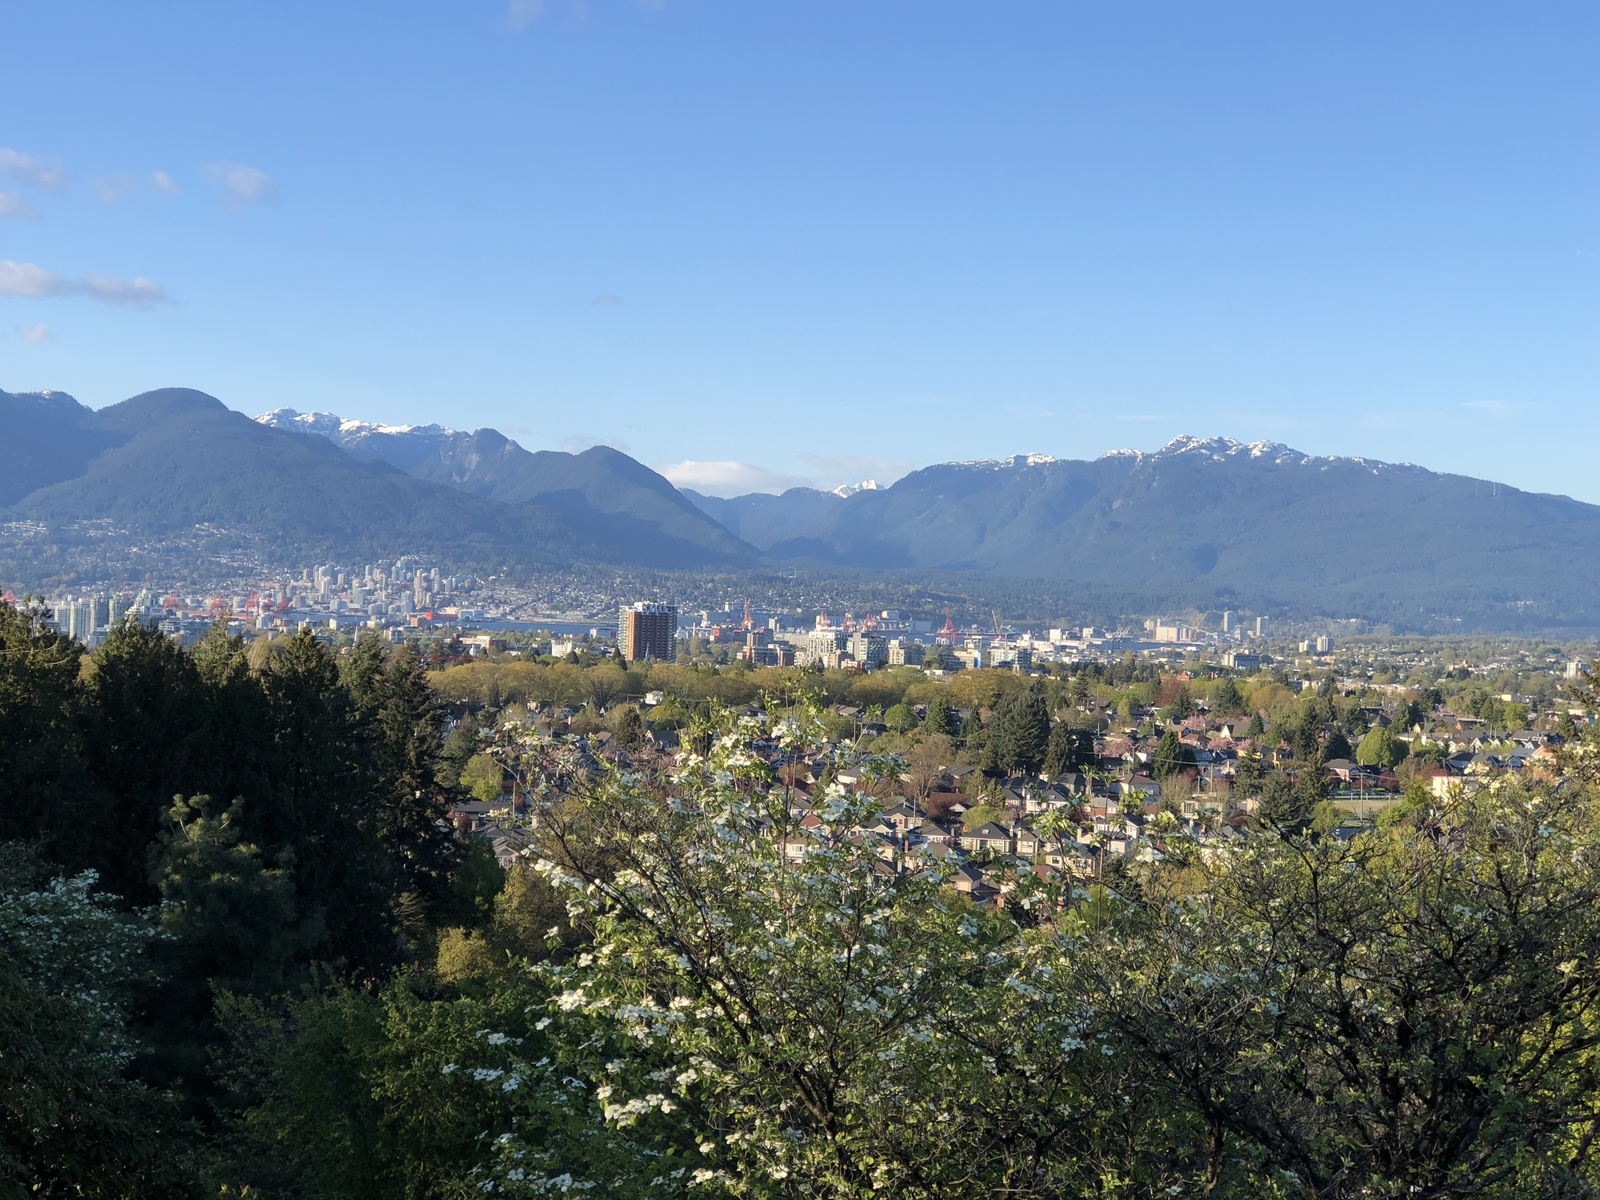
(3, 387), (1598, 631)
(0, 389), (757, 575)
(685, 437), (1600, 627)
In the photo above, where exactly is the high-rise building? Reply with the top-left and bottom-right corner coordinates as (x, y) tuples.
(618, 601), (678, 663)
(887, 639), (925, 667)
(1254, 615), (1270, 639)
(848, 631), (888, 669)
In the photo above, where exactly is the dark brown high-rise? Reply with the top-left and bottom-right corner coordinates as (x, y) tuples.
(618, 601), (677, 662)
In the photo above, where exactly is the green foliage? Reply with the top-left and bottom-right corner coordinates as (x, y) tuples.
(1092, 780), (1600, 1195)
(612, 703), (644, 748)
(990, 688), (1050, 775)
(342, 637), (462, 907)
(0, 864), (201, 1197)
(4, 594), (1600, 1197)
(434, 863), (579, 984)
(1152, 729), (1193, 780)
(1357, 725), (1409, 769)
(960, 802), (1005, 831)
(0, 603), (482, 1131)
(459, 753), (507, 804)
(0, 600), (89, 852)
(1041, 722), (1093, 776)
(921, 691), (953, 739)
(1210, 675), (1245, 713)
(883, 701), (918, 733)
(1322, 729), (1352, 762)
(220, 978), (548, 1200)
(1392, 697), (1421, 731)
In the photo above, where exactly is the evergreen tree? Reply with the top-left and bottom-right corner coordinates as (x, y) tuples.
(924, 694), (958, 737)
(1152, 730), (1190, 780)
(991, 689), (1050, 775)
(0, 600), (90, 851)
(1391, 698), (1420, 732)
(360, 643), (460, 907)
(146, 794), (313, 1100)
(959, 706), (984, 742)
(1232, 749), (1263, 798)
(1041, 723), (1093, 777)
(82, 619), (208, 904)
(257, 631), (395, 975)
(1210, 676), (1244, 714)
(613, 704), (644, 748)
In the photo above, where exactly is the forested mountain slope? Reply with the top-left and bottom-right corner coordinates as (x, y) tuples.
(685, 437), (1600, 627)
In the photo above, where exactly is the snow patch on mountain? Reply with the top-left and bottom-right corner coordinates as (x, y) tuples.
(257, 408), (457, 445)
(832, 480), (881, 498)
(1098, 435), (1418, 472)
(950, 453), (1061, 470)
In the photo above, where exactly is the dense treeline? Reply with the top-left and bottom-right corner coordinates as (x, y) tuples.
(0, 600), (489, 1194)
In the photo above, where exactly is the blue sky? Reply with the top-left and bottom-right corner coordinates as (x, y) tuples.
(1, 1), (1595, 498)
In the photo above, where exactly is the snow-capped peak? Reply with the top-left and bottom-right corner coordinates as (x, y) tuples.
(1094, 435), (1417, 473)
(1154, 435), (1305, 463)
(257, 408), (457, 444)
(950, 453), (1061, 470)
(832, 479), (881, 498)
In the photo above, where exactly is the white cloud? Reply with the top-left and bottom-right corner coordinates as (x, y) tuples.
(658, 460), (817, 496)
(201, 161), (280, 209)
(0, 192), (39, 220)
(96, 171), (183, 203)
(592, 293), (624, 305)
(504, 0), (544, 30)
(92, 174), (137, 205)
(1462, 399), (1528, 416)
(0, 260), (168, 307)
(0, 148), (67, 193)
(81, 274), (169, 307)
(0, 261), (70, 298)
(17, 323), (51, 344)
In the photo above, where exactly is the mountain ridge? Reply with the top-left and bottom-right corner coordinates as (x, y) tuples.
(257, 407), (758, 564)
(682, 434), (1600, 628)
(0, 388), (759, 576)
(5, 390), (1598, 630)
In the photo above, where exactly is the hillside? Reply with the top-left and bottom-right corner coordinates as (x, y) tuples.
(683, 437), (1600, 629)
(0, 389), (757, 580)
(0, 390), (123, 507)
(258, 410), (757, 566)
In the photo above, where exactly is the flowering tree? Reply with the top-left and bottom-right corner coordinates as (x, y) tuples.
(466, 705), (1212, 1197)
(0, 865), (194, 1196)
(446, 702), (1600, 1199)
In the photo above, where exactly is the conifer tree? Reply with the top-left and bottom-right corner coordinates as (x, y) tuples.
(991, 688), (1050, 775)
